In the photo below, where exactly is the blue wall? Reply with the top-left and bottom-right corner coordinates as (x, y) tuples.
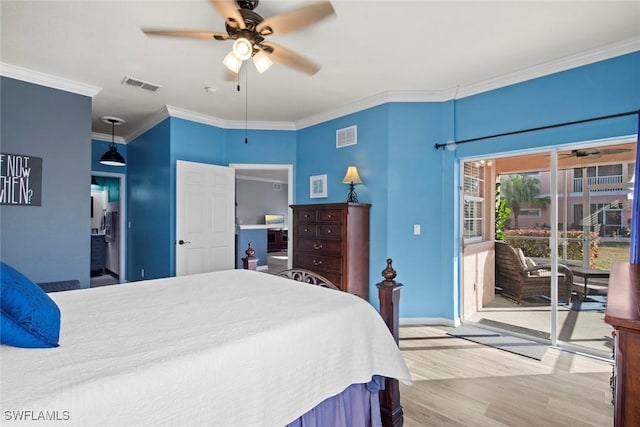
(296, 106), (390, 305)
(127, 118), (172, 281)
(4, 50), (636, 321)
(294, 51), (639, 319)
(124, 117), (298, 280)
(1, 77), (92, 287)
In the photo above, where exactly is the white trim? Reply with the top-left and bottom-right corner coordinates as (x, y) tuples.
(229, 163), (294, 270)
(91, 171), (127, 283)
(399, 317), (458, 327)
(457, 36), (640, 99)
(0, 62), (101, 98)
(124, 106), (171, 142)
(235, 174), (288, 184)
(6, 36), (636, 141)
(167, 105), (296, 131)
(91, 132), (126, 144)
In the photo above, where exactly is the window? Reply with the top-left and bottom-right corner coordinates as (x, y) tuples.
(573, 164), (624, 192)
(463, 162), (485, 241)
(573, 201), (624, 236)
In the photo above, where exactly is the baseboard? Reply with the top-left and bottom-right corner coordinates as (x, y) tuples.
(399, 317), (458, 327)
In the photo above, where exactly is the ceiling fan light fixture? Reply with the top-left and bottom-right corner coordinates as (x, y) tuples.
(232, 37), (253, 60)
(252, 50), (272, 74)
(223, 51), (243, 73)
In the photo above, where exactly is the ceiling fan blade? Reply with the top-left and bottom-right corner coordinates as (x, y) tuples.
(599, 148), (631, 155)
(209, 0), (246, 29)
(256, 1), (335, 36)
(262, 42), (320, 75)
(142, 29), (229, 41)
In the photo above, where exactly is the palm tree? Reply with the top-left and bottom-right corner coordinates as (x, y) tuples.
(499, 174), (550, 229)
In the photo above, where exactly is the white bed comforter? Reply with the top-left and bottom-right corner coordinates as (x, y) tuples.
(1, 269), (411, 426)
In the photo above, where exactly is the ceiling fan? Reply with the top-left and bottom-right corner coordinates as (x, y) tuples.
(142, 0), (335, 75)
(562, 148), (632, 159)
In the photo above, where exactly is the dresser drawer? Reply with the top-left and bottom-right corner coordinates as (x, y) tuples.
(296, 254), (342, 273)
(296, 238), (342, 256)
(295, 209), (318, 224)
(318, 224), (341, 238)
(318, 209), (343, 222)
(296, 224), (317, 238)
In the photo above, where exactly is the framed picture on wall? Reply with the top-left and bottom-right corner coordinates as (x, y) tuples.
(310, 174), (327, 198)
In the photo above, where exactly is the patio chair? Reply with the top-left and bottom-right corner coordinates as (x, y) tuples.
(494, 241), (573, 304)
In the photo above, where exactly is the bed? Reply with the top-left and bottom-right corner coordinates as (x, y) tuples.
(1, 263), (411, 426)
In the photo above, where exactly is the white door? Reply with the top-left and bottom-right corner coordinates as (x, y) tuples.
(176, 160), (235, 276)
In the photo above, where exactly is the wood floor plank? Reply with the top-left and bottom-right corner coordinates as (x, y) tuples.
(399, 326), (613, 427)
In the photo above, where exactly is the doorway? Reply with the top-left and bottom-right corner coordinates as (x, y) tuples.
(460, 138), (635, 358)
(90, 172), (126, 286)
(230, 163), (293, 271)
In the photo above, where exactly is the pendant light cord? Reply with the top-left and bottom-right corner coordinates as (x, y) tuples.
(245, 68), (248, 144)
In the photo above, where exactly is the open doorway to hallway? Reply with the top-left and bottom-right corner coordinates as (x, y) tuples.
(90, 173), (126, 287)
(461, 138), (635, 358)
(231, 164), (293, 273)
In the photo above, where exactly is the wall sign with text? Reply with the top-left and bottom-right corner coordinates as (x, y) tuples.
(0, 153), (42, 206)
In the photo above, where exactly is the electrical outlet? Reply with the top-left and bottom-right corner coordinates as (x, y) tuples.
(413, 224), (421, 235)
(141, 268), (145, 278)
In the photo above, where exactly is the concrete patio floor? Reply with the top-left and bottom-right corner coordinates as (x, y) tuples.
(467, 289), (612, 357)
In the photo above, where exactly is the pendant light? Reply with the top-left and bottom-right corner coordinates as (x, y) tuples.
(99, 116), (126, 166)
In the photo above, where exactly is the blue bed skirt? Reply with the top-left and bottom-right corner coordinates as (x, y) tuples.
(286, 376), (385, 427)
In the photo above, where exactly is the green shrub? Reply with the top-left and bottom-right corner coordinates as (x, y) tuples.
(504, 229), (599, 268)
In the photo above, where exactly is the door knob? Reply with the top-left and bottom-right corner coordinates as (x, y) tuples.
(178, 240), (191, 245)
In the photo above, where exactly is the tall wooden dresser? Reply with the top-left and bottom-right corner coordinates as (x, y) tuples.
(604, 262), (640, 427)
(291, 203), (371, 299)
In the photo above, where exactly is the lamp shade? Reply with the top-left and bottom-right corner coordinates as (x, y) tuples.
(223, 51), (242, 73)
(99, 116), (126, 167)
(100, 146), (126, 166)
(252, 50), (273, 74)
(342, 166), (362, 184)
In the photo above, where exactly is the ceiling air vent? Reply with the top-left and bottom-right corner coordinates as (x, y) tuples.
(336, 125), (357, 148)
(121, 76), (161, 92)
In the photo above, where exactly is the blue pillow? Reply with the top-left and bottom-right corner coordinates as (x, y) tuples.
(1, 262), (61, 348)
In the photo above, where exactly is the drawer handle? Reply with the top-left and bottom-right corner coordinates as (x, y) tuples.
(327, 214), (332, 218)
(312, 259), (323, 266)
(304, 227), (309, 232)
(313, 243), (323, 250)
(327, 228), (332, 234)
(304, 214), (310, 218)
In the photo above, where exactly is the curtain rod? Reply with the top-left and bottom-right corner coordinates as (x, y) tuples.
(434, 109), (640, 150)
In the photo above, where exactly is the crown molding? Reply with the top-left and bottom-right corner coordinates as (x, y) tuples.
(457, 36), (640, 99)
(0, 62), (101, 98)
(295, 89), (458, 129)
(91, 132), (126, 144)
(124, 107), (171, 142)
(166, 105), (295, 131)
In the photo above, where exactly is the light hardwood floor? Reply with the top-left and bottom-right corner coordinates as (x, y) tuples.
(399, 326), (613, 427)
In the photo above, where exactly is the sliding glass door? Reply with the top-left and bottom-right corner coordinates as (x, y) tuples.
(462, 139), (635, 357)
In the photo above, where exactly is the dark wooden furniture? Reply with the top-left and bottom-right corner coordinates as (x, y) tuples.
(604, 262), (640, 427)
(569, 265), (610, 297)
(267, 228), (288, 252)
(291, 202), (371, 299)
(494, 241), (574, 303)
(377, 259), (404, 427)
(276, 268), (339, 289)
(90, 234), (106, 274)
(277, 260), (404, 427)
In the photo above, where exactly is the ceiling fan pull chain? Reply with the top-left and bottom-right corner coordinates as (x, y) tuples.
(245, 67), (249, 144)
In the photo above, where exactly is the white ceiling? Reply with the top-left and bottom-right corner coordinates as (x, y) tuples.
(1, 1), (639, 141)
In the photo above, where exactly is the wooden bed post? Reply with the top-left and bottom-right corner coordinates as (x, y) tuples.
(376, 258), (404, 427)
(242, 242), (258, 270)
